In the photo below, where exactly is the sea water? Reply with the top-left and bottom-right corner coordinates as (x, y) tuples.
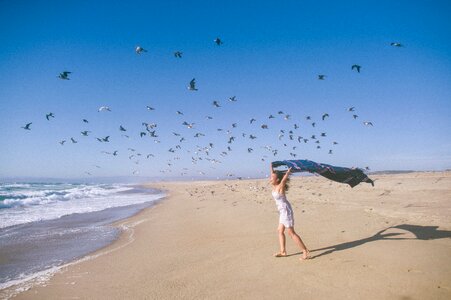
(0, 182), (165, 292)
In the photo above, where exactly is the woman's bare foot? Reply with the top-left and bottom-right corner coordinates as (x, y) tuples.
(300, 249), (310, 260)
(273, 252), (287, 257)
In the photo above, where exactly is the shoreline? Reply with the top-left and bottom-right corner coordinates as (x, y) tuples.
(0, 185), (166, 299)
(7, 172), (451, 299)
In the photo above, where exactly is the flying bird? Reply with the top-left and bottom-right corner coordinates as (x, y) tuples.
(390, 42), (403, 47)
(214, 37), (223, 46)
(46, 113), (55, 120)
(83, 119), (89, 123)
(250, 118), (256, 124)
(174, 51), (183, 58)
(59, 140), (66, 145)
(347, 107), (355, 112)
(363, 121), (374, 126)
(212, 101), (221, 107)
(58, 71), (71, 80)
(21, 122), (32, 130)
(146, 106), (155, 111)
(322, 113), (329, 121)
(318, 74), (326, 80)
(261, 124), (268, 129)
(119, 125), (127, 131)
(176, 111), (184, 115)
(98, 106), (111, 112)
(188, 78), (198, 91)
(352, 64), (361, 73)
(229, 96), (237, 102)
(353, 114), (358, 119)
(81, 131), (90, 136)
(70, 137), (77, 144)
(135, 46), (147, 54)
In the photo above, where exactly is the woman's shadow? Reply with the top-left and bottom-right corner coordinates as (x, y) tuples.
(307, 224), (451, 259)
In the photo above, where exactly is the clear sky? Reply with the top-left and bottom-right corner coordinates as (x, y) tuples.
(1, 0), (450, 179)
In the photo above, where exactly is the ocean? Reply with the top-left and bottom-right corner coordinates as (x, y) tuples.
(0, 182), (165, 294)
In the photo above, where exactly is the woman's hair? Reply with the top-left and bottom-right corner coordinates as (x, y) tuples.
(275, 171), (290, 191)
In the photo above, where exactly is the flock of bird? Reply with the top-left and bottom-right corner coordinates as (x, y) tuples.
(20, 38), (403, 177)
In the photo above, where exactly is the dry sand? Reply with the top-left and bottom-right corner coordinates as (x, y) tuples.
(8, 172), (451, 299)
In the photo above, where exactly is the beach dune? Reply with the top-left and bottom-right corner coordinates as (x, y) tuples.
(11, 172), (451, 299)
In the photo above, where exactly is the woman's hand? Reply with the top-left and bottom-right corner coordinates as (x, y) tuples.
(287, 167), (292, 174)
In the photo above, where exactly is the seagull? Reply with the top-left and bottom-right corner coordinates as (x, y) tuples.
(188, 78), (198, 91)
(140, 132), (146, 137)
(81, 131), (91, 136)
(353, 114), (358, 119)
(333, 141), (338, 145)
(390, 42), (403, 47)
(21, 122), (32, 130)
(174, 51), (183, 58)
(261, 124), (268, 129)
(321, 132), (326, 137)
(318, 74), (326, 80)
(206, 116), (213, 120)
(347, 107), (355, 112)
(229, 96), (237, 102)
(58, 71), (71, 80)
(231, 123), (237, 128)
(214, 37), (223, 46)
(247, 148), (253, 153)
(46, 113), (55, 120)
(212, 101), (221, 107)
(306, 116), (311, 120)
(147, 154), (154, 158)
(102, 136), (110, 142)
(249, 135), (257, 139)
(83, 119), (89, 123)
(294, 124), (299, 129)
(71, 137), (78, 143)
(182, 121), (195, 128)
(135, 46), (147, 54)
(96, 138), (103, 142)
(328, 150), (333, 154)
(363, 121), (374, 126)
(352, 64), (361, 73)
(250, 118), (256, 124)
(113, 151), (118, 156)
(284, 114), (290, 120)
(268, 115), (275, 119)
(120, 125), (127, 131)
(59, 140), (66, 145)
(311, 122), (316, 127)
(322, 113), (329, 121)
(146, 106), (155, 111)
(176, 111), (184, 115)
(98, 106), (111, 112)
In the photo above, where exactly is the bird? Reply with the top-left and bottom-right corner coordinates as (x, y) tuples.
(352, 64), (361, 73)
(318, 74), (326, 80)
(229, 96), (237, 102)
(212, 101), (221, 107)
(321, 132), (327, 137)
(135, 46), (147, 54)
(146, 106), (155, 111)
(231, 123), (237, 128)
(261, 124), (268, 129)
(46, 113), (55, 120)
(347, 107), (355, 112)
(247, 148), (253, 153)
(119, 125), (127, 131)
(311, 122), (316, 127)
(249, 135), (257, 139)
(188, 78), (198, 91)
(102, 136), (110, 142)
(353, 114), (359, 119)
(363, 121), (374, 126)
(333, 141), (338, 145)
(284, 115), (291, 120)
(59, 140), (66, 145)
(83, 119), (89, 123)
(294, 124), (299, 129)
(176, 111), (184, 115)
(322, 113), (329, 121)
(306, 116), (311, 120)
(329, 150), (333, 154)
(58, 71), (71, 80)
(81, 131), (90, 136)
(268, 115), (275, 119)
(113, 151), (118, 156)
(98, 106), (111, 112)
(70, 137), (78, 143)
(390, 42), (403, 47)
(21, 122), (32, 130)
(140, 132), (146, 138)
(205, 116), (213, 120)
(182, 121), (195, 128)
(250, 118), (256, 124)
(214, 37), (223, 46)
(174, 51), (183, 58)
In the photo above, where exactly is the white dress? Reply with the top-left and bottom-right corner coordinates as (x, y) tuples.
(272, 190), (294, 227)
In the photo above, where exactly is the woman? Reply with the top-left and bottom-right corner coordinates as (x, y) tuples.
(270, 163), (309, 260)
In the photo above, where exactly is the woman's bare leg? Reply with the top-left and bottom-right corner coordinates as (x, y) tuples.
(274, 224), (286, 257)
(286, 227), (310, 259)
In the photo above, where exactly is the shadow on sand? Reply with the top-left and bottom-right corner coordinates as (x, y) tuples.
(309, 224), (451, 259)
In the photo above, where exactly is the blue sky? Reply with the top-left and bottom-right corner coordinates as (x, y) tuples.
(1, 0), (450, 179)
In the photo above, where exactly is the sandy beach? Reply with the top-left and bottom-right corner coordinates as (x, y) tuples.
(8, 172), (451, 299)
